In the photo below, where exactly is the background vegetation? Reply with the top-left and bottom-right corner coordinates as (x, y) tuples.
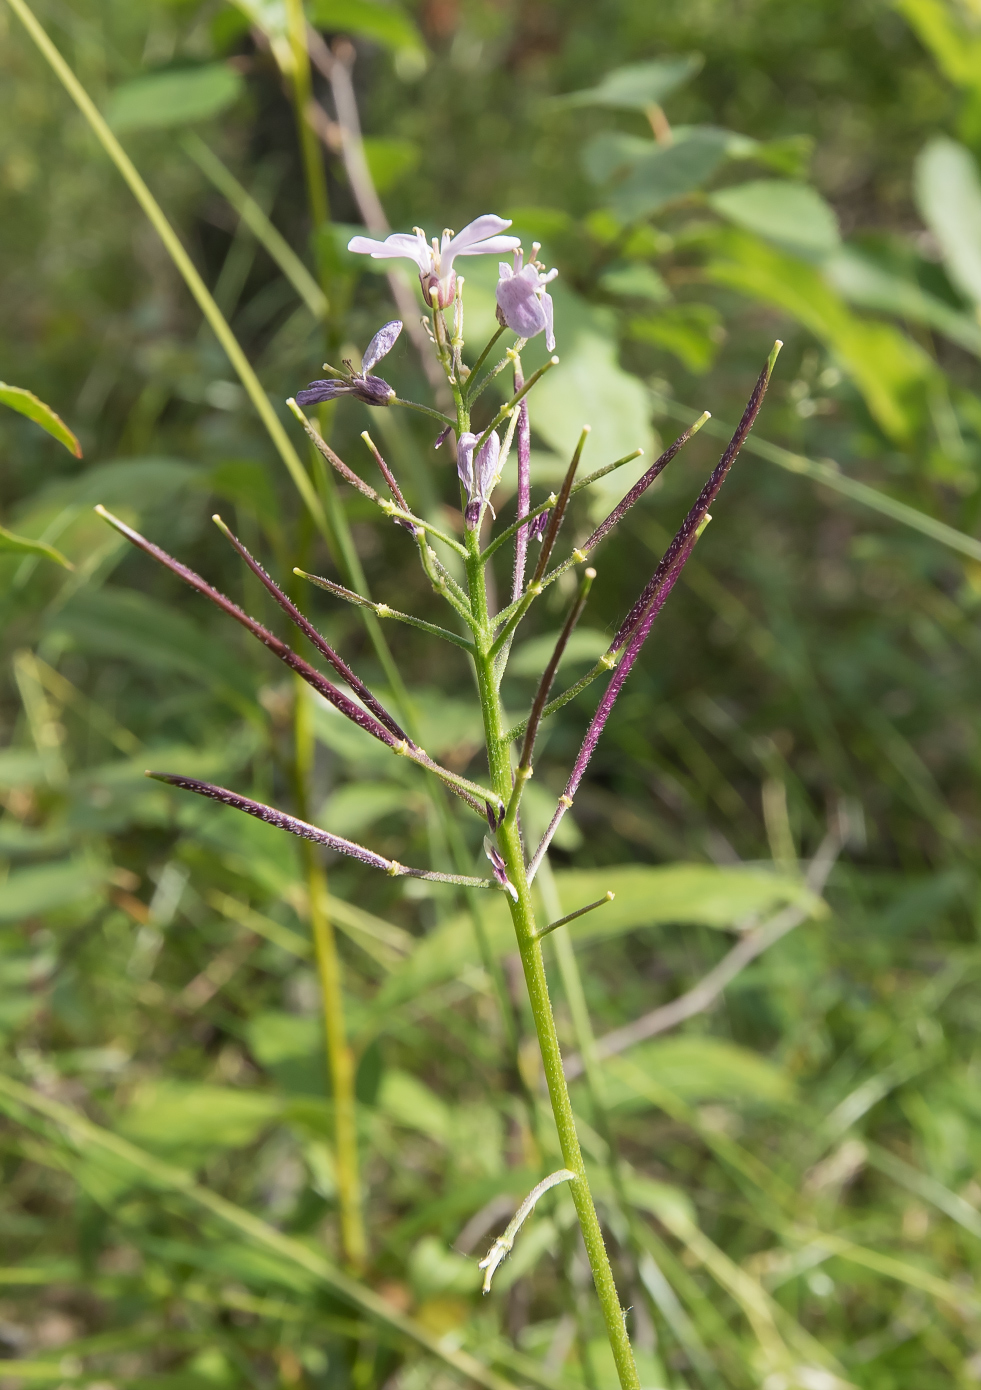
(4, 0), (981, 1386)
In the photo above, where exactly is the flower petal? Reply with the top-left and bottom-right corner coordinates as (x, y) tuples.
(454, 235), (522, 259)
(496, 275), (548, 340)
(362, 319), (403, 374)
(296, 380), (351, 405)
(347, 232), (431, 272)
(542, 290), (556, 352)
(450, 214), (514, 249)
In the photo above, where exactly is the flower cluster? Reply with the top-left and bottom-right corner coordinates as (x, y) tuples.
(296, 319), (402, 408)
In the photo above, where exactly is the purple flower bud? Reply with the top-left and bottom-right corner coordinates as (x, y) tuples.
(434, 424), (452, 449)
(484, 836), (518, 900)
(296, 375), (395, 407)
(527, 511), (549, 542)
(496, 250), (558, 350)
(362, 319), (402, 374)
(457, 430), (502, 527)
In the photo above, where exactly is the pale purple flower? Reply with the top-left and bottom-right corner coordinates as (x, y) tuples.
(348, 217), (521, 308)
(496, 246), (558, 350)
(457, 429), (502, 528)
(296, 320), (402, 407)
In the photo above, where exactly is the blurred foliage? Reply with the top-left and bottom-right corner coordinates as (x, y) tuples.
(4, 0), (981, 1387)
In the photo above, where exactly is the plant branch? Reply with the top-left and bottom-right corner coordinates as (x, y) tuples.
(296, 569), (474, 652)
(147, 774), (502, 889)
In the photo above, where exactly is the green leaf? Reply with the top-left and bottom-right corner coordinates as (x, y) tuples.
(0, 382), (81, 456)
(825, 245), (981, 357)
(0, 525), (72, 568)
(308, 0), (425, 53)
(600, 1037), (794, 1109)
(361, 136), (421, 192)
(105, 65), (244, 132)
(560, 56), (703, 111)
(509, 629), (611, 677)
(897, 0), (981, 92)
(581, 132), (654, 186)
(374, 863), (822, 1012)
(608, 127), (732, 221)
(704, 230), (939, 440)
(530, 283), (654, 516)
(628, 303), (725, 374)
(914, 137), (981, 309)
(598, 263), (671, 303)
(118, 1081), (281, 1161)
(318, 781), (416, 837)
(377, 1069), (452, 1143)
(708, 179), (840, 262)
(0, 750), (47, 789)
(0, 860), (110, 923)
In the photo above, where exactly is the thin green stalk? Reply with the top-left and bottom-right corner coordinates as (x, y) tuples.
(293, 677), (366, 1272)
(182, 134), (327, 319)
(4, 0), (329, 537)
(463, 528), (639, 1390)
(464, 324), (506, 398)
(285, 0), (329, 233)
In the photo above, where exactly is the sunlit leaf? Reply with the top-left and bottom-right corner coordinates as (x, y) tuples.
(118, 1080), (282, 1160)
(600, 1036), (795, 1108)
(598, 262), (671, 302)
(608, 127), (732, 221)
(628, 303), (725, 373)
(560, 56), (703, 111)
(508, 628), (611, 677)
(914, 136), (981, 308)
(0, 525), (72, 568)
(704, 229), (938, 440)
(361, 137), (421, 192)
(0, 382), (81, 456)
(310, 0), (425, 53)
(825, 245), (981, 357)
(0, 860), (110, 923)
(708, 179), (841, 261)
(106, 65), (244, 132)
(378, 1070), (452, 1143)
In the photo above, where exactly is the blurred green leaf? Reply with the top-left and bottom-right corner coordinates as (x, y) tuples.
(318, 780), (416, 836)
(378, 1069), (452, 1143)
(705, 230), (939, 439)
(825, 244), (981, 356)
(560, 56), (703, 111)
(118, 1081), (281, 1160)
(0, 750), (47, 789)
(361, 137), (421, 192)
(628, 303), (725, 373)
(601, 1036), (795, 1109)
(106, 65), (244, 132)
(375, 863), (822, 1010)
(509, 628), (611, 677)
(608, 128), (732, 220)
(914, 136), (981, 308)
(309, 0), (425, 53)
(581, 132), (654, 186)
(0, 382), (81, 456)
(708, 179), (840, 262)
(0, 859), (110, 923)
(598, 262), (671, 303)
(0, 525), (72, 568)
(898, 0), (981, 93)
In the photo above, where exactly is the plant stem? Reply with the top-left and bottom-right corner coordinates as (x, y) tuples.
(463, 529), (640, 1390)
(293, 677), (366, 1271)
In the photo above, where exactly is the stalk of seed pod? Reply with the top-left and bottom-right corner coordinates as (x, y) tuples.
(95, 506), (398, 749)
(526, 344), (781, 880)
(577, 411), (710, 560)
(609, 342), (781, 656)
(510, 369), (532, 604)
(211, 514), (411, 746)
(147, 773), (500, 888)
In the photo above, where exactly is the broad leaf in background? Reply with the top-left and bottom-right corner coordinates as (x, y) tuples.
(704, 230), (938, 440)
(309, 0), (425, 56)
(0, 859), (111, 924)
(826, 244), (981, 358)
(898, 0), (981, 95)
(607, 128), (734, 221)
(118, 1080), (282, 1164)
(598, 1036), (794, 1108)
(628, 303), (725, 373)
(708, 179), (841, 262)
(106, 65), (244, 132)
(560, 56), (704, 111)
(374, 863), (824, 1011)
(914, 137), (981, 309)
(0, 381), (81, 456)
